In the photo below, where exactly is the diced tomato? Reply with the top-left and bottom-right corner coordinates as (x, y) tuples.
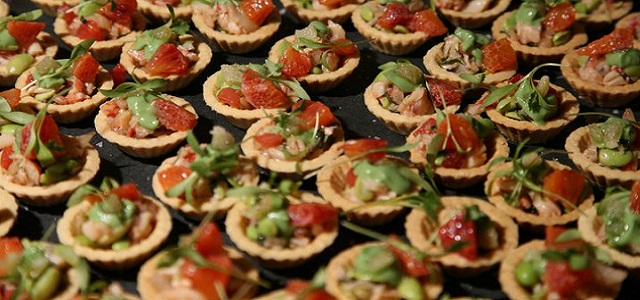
(101, 100), (120, 118)
(376, 3), (413, 30)
(286, 279), (310, 294)
(629, 180), (640, 214)
(481, 38), (518, 73)
(280, 46), (313, 78)
(239, 0), (274, 25)
(72, 53), (100, 83)
(254, 133), (283, 149)
(181, 253), (233, 300)
(286, 280), (336, 300)
(292, 101), (336, 131)
(158, 165), (191, 190)
(436, 114), (482, 154)
(152, 98), (197, 131)
(217, 87), (246, 109)
(330, 38), (358, 56)
(543, 2), (576, 32)
(407, 9), (448, 36)
(62, 8), (77, 24)
(343, 138), (388, 163)
(6, 21), (45, 51)
(317, 0), (347, 9)
(20, 115), (65, 160)
(508, 73), (525, 84)
(144, 43), (190, 76)
(100, 0), (137, 27)
(426, 77), (462, 108)
(302, 290), (336, 300)
(438, 210), (477, 261)
(288, 203), (337, 228)
(544, 261), (594, 296)
(111, 183), (141, 200)
(0, 147), (13, 170)
(577, 27), (634, 57)
(389, 243), (430, 278)
(542, 169), (586, 208)
(345, 168), (357, 187)
(110, 63), (128, 87)
(440, 149), (465, 168)
(0, 237), (23, 277)
(412, 118), (437, 136)
(241, 69), (291, 109)
(194, 222), (225, 256)
(0, 89), (20, 109)
(545, 226), (586, 251)
(76, 19), (106, 41)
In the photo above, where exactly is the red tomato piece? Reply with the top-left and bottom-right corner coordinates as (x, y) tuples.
(436, 114), (482, 154)
(345, 168), (357, 187)
(577, 27), (634, 57)
(376, 2), (413, 30)
(6, 21), (45, 51)
(288, 203), (337, 228)
(0, 89), (21, 109)
(194, 222), (225, 256)
(543, 2), (576, 32)
(426, 77), (462, 108)
(542, 169), (586, 208)
(0, 147), (13, 170)
(629, 180), (640, 214)
(389, 244), (430, 278)
(317, 0), (347, 9)
(217, 87), (246, 109)
(544, 261), (594, 296)
(440, 149), (465, 169)
(412, 118), (437, 136)
(111, 183), (141, 201)
(481, 38), (518, 73)
(144, 43), (190, 76)
(110, 63), (127, 87)
(158, 165), (191, 191)
(239, 0), (274, 25)
(281, 46), (313, 78)
(152, 98), (197, 131)
(545, 226), (586, 251)
(20, 115), (65, 160)
(304, 290), (337, 300)
(72, 53), (100, 83)
(0, 237), (23, 277)
(254, 133), (284, 149)
(343, 138), (388, 162)
(75, 19), (106, 41)
(330, 38), (358, 56)
(285, 279), (310, 294)
(62, 7), (77, 24)
(438, 210), (478, 261)
(181, 253), (233, 300)
(407, 9), (448, 36)
(241, 69), (291, 109)
(292, 101), (337, 131)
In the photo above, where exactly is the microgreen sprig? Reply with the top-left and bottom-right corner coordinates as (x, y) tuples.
(248, 61), (310, 100)
(67, 177), (121, 207)
(0, 95), (34, 127)
(100, 77), (166, 100)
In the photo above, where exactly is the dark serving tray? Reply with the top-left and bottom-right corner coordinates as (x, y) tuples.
(5, 0), (640, 299)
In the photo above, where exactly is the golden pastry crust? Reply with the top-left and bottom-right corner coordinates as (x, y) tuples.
(0, 147), (100, 206)
(56, 196), (172, 270)
(485, 160), (595, 230)
(561, 51), (640, 108)
(137, 247), (259, 300)
(0, 32), (58, 87)
(325, 241), (444, 300)
(152, 155), (259, 220)
(578, 0), (633, 29)
(225, 193), (338, 268)
(138, 0), (193, 23)
(203, 71), (284, 129)
(54, 12), (146, 62)
(405, 196), (519, 277)
(492, 11), (588, 65)
(423, 42), (516, 88)
(120, 34), (212, 92)
(616, 12), (640, 49)
(0, 188), (18, 237)
(280, 0), (359, 24)
(565, 125), (640, 189)
(241, 118), (345, 175)
(94, 95), (197, 158)
(30, 0), (80, 16)
(437, 0), (511, 29)
(485, 83), (579, 144)
(407, 131), (510, 188)
(15, 67), (113, 124)
(192, 9), (281, 54)
(268, 36), (360, 92)
(0, 0), (7, 18)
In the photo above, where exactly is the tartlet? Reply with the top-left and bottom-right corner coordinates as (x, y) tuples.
(576, 0), (633, 29)
(279, 0), (361, 24)
(30, 0), (80, 16)
(138, 0), (193, 23)
(616, 11), (640, 48)
(0, 188), (18, 237)
(434, 0), (511, 29)
(405, 196), (518, 276)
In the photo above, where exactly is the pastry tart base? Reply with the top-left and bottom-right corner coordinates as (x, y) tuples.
(616, 12), (640, 49)
(57, 196), (172, 270)
(0, 148), (100, 206)
(15, 67), (113, 124)
(565, 125), (640, 189)
(30, 0), (80, 16)
(120, 34), (212, 92)
(0, 32), (58, 87)
(438, 0), (511, 29)
(241, 118), (345, 175)
(54, 12), (147, 62)
(485, 83), (579, 144)
(0, 188), (18, 237)
(485, 160), (595, 231)
(408, 131), (510, 188)
(423, 42), (516, 88)
(326, 241), (444, 300)
(138, 0), (193, 23)
(578, 1), (633, 29)
(203, 71), (284, 129)
(226, 193), (338, 269)
(405, 196), (518, 277)
(95, 95), (196, 158)
(561, 51), (640, 108)
(279, 0), (359, 24)
(152, 155), (259, 220)
(492, 11), (588, 66)
(192, 9), (281, 54)
(268, 36), (360, 92)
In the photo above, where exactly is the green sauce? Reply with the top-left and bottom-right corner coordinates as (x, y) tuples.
(126, 95), (159, 130)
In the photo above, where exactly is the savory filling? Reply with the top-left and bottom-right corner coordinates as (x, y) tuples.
(435, 0), (494, 12)
(573, 0), (625, 16)
(293, 0), (363, 10)
(61, 0), (139, 41)
(359, 0), (447, 36)
(0, 89), (33, 139)
(596, 180), (640, 255)
(503, 0), (576, 47)
(576, 37), (640, 86)
(0, 10), (46, 71)
(582, 112), (639, 171)
(436, 205), (500, 260)
(192, 0), (275, 35)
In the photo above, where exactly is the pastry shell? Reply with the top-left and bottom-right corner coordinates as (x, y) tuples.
(0, 147), (100, 206)
(268, 36), (360, 92)
(485, 160), (595, 230)
(225, 193), (338, 269)
(492, 11), (588, 65)
(407, 131), (510, 188)
(138, 0), (192, 23)
(437, 0), (511, 29)
(57, 196), (172, 270)
(54, 12), (146, 62)
(325, 241), (444, 300)
(120, 34), (212, 92)
(485, 83), (579, 144)
(152, 155), (259, 220)
(279, 0), (359, 24)
(0, 188), (18, 237)
(561, 51), (640, 108)
(30, 0), (80, 16)
(423, 42), (516, 88)
(95, 95), (197, 158)
(0, 32), (58, 87)
(192, 9), (281, 54)
(405, 196), (518, 277)
(578, 0), (633, 29)
(15, 67), (113, 124)
(0, 1), (7, 18)
(565, 125), (640, 189)
(616, 12), (640, 49)
(241, 118), (345, 175)
(203, 71), (284, 129)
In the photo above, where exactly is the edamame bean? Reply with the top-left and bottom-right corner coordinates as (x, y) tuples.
(569, 253), (589, 270)
(393, 25), (409, 34)
(30, 267), (61, 300)
(361, 7), (374, 22)
(598, 149), (633, 168)
(398, 276), (424, 300)
(247, 224), (259, 240)
(112, 240), (130, 251)
(515, 261), (538, 287)
(257, 218), (278, 237)
(7, 54), (34, 75)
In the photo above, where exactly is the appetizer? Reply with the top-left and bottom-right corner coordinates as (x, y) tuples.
(138, 0), (193, 23)
(434, 0), (511, 29)
(574, 0), (633, 28)
(280, 0), (363, 24)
